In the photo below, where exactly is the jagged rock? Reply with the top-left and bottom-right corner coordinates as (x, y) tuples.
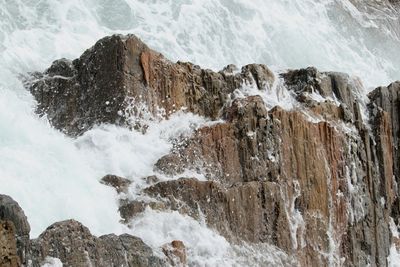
(162, 240), (187, 266)
(27, 34), (274, 136)
(369, 81), (400, 218)
(24, 33), (400, 266)
(0, 195), (30, 265)
(155, 96), (270, 185)
(152, 93), (395, 266)
(281, 67), (365, 127)
(29, 219), (165, 267)
(0, 220), (20, 267)
(100, 174), (132, 193)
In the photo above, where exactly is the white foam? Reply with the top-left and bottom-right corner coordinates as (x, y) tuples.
(40, 257), (63, 267)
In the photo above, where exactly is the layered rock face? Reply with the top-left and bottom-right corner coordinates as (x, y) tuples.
(21, 34), (400, 266)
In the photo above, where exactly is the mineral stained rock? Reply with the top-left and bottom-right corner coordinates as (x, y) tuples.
(25, 34), (400, 266)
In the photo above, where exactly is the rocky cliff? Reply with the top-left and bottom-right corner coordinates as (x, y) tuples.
(6, 34), (398, 266)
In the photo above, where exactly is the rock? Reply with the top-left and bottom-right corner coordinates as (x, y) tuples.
(144, 175), (159, 184)
(369, 81), (400, 218)
(0, 195), (30, 265)
(118, 200), (166, 223)
(145, 178), (290, 246)
(281, 67), (365, 127)
(151, 93), (395, 266)
(0, 220), (20, 267)
(99, 234), (165, 267)
(29, 219), (165, 267)
(26, 34), (274, 136)
(162, 240), (187, 266)
(100, 174), (132, 193)
(24, 33), (400, 266)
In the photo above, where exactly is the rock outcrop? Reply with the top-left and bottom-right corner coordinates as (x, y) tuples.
(23, 34), (400, 266)
(27, 34), (274, 136)
(29, 220), (165, 267)
(0, 195), (166, 267)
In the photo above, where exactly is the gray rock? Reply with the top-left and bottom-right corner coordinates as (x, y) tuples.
(29, 219), (166, 267)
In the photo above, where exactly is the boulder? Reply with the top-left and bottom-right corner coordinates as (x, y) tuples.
(29, 219), (165, 267)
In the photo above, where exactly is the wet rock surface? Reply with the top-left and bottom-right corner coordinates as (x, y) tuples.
(27, 34), (274, 136)
(162, 240), (187, 266)
(100, 174), (132, 193)
(29, 220), (165, 267)
(0, 195), (166, 267)
(20, 34), (400, 266)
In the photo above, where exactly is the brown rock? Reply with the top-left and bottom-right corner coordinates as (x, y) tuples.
(150, 92), (395, 266)
(145, 178), (290, 246)
(100, 174), (132, 193)
(281, 67), (365, 127)
(369, 81), (400, 216)
(0, 220), (20, 267)
(24, 33), (400, 266)
(118, 200), (166, 223)
(26, 34), (274, 136)
(162, 240), (187, 266)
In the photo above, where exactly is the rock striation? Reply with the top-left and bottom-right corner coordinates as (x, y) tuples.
(23, 34), (400, 266)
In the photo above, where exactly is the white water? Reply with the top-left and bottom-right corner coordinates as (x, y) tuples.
(0, 0), (399, 266)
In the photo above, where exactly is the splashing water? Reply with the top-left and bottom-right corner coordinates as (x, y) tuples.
(0, 0), (399, 265)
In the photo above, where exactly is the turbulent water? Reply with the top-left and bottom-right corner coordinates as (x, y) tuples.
(0, 0), (400, 266)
